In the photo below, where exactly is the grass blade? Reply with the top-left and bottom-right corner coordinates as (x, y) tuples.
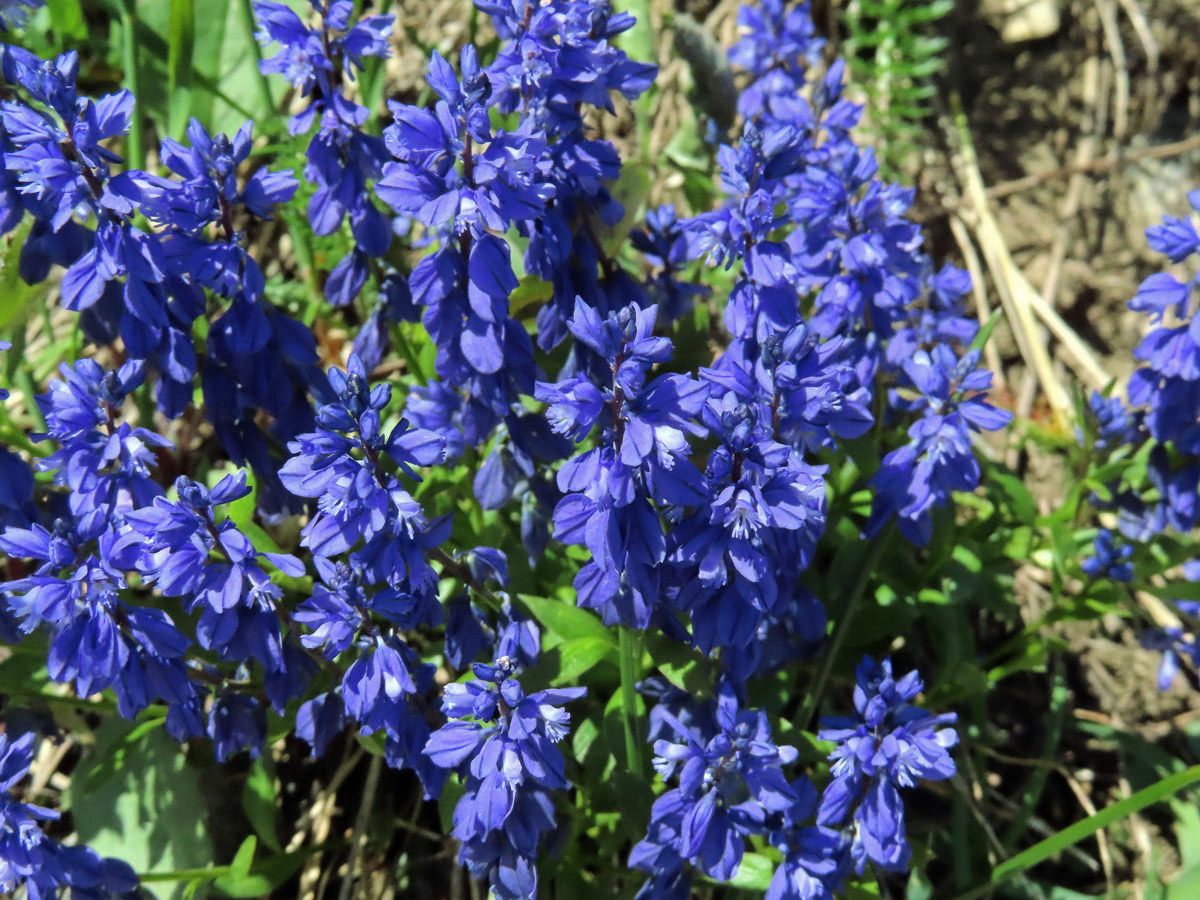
(118, 0), (144, 171)
(951, 765), (1200, 900)
(166, 0), (196, 140)
(236, 0), (275, 114)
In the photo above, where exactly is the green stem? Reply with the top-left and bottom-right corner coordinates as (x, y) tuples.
(618, 626), (645, 777)
(394, 324), (427, 385)
(282, 210), (322, 322)
(795, 522), (894, 732)
(119, 0), (144, 172)
(236, 0), (275, 114)
(15, 367), (45, 432)
(3, 684), (119, 713)
(138, 865), (231, 883)
(1001, 663), (1067, 850)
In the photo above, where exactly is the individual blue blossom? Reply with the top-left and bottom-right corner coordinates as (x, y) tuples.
(817, 656), (957, 873)
(765, 778), (852, 900)
(0, 342), (35, 530)
(1081, 528), (1134, 582)
(632, 682), (798, 887)
(424, 656), (585, 900)
(1142, 599), (1200, 690)
(444, 596), (493, 671)
(1145, 191), (1200, 261)
(209, 692), (268, 761)
(296, 690), (350, 757)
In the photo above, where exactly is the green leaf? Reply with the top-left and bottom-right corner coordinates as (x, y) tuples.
(517, 593), (614, 646)
(134, 0), (294, 137)
(989, 470), (1037, 522)
(550, 635), (617, 685)
(68, 718), (211, 900)
(46, 0), (87, 40)
(969, 308), (1004, 355)
(211, 841), (312, 898)
(725, 852), (776, 890)
(243, 758), (281, 851)
(166, 0), (196, 139)
(0, 219), (36, 331)
(229, 835), (257, 879)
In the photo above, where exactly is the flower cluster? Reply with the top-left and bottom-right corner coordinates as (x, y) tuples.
(631, 680), (849, 899)
(818, 657), (957, 873)
(0, 1), (995, 897)
(254, 0), (395, 306)
(425, 656), (585, 900)
(1077, 189), (1200, 686)
(537, 300), (706, 629)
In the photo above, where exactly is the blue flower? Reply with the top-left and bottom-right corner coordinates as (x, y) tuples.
(254, 0), (393, 133)
(671, 387), (827, 675)
(32, 357), (171, 521)
(817, 656), (957, 873)
(765, 778), (851, 900)
(424, 657), (585, 900)
(1081, 529), (1134, 582)
(279, 355), (447, 590)
(632, 682), (798, 886)
(209, 693), (267, 761)
(631, 204), (710, 323)
(868, 347), (1010, 544)
(141, 119), (296, 301)
(254, 0), (394, 304)
(1142, 600), (1200, 690)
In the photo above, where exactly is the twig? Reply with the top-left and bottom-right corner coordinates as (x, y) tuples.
(948, 95), (1073, 425)
(949, 215), (1006, 391)
(1061, 769), (1115, 891)
(1115, 0), (1158, 72)
(1095, 0), (1129, 138)
(337, 754), (384, 900)
(28, 735), (72, 797)
(985, 134), (1200, 202)
(1026, 56), (1114, 393)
